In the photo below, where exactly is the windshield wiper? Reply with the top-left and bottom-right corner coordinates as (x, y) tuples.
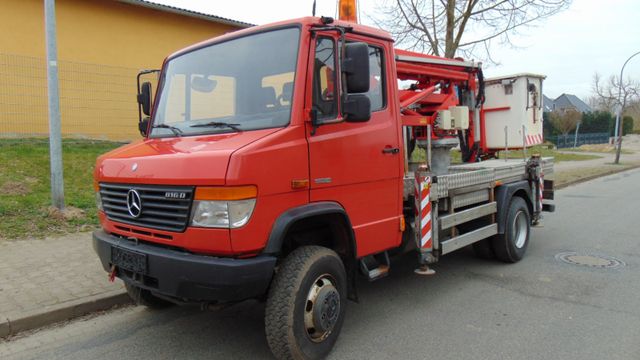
(190, 121), (242, 132)
(152, 124), (183, 136)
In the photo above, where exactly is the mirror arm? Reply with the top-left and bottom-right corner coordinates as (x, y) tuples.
(136, 69), (160, 123)
(338, 29), (348, 119)
(138, 116), (150, 137)
(310, 109), (319, 136)
(136, 73), (143, 124)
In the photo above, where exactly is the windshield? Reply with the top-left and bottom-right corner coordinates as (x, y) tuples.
(151, 27), (300, 137)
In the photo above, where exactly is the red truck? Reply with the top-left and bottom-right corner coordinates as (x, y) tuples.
(93, 10), (555, 360)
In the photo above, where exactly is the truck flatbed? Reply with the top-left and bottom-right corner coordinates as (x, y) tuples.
(405, 157), (553, 202)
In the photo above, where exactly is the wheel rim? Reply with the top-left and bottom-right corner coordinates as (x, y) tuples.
(513, 210), (528, 249)
(303, 274), (340, 343)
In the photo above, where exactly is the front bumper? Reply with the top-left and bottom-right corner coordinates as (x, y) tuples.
(93, 230), (276, 303)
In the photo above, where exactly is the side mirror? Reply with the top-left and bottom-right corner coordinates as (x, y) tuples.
(343, 42), (370, 94)
(138, 117), (150, 137)
(137, 81), (152, 116)
(343, 94), (371, 122)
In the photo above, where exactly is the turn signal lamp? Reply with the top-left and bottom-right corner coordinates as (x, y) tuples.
(195, 185), (257, 201)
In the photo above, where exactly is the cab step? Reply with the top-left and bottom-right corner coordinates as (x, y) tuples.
(359, 251), (390, 281)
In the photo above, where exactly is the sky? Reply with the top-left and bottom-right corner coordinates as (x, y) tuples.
(153, 0), (640, 100)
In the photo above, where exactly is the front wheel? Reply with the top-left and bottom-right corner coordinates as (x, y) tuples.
(492, 196), (531, 263)
(265, 246), (347, 360)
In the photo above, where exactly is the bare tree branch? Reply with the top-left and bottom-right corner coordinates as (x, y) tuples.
(591, 72), (640, 114)
(375, 0), (571, 63)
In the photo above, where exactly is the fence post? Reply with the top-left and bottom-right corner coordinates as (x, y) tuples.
(45, 0), (65, 209)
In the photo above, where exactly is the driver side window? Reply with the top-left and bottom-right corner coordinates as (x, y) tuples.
(312, 37), (337, 122)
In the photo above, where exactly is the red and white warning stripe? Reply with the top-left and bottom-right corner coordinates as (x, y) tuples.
(414, 173), (433, 251)
(526, 134), (544, 146)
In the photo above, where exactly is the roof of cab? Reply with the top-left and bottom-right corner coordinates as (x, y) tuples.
(167, 17), (394, 60)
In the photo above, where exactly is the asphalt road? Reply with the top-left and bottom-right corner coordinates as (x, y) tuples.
(2, 169), (640, 360)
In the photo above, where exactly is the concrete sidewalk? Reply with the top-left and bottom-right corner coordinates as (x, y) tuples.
(554, 134), (640, 174)
(0, 233), (129, 337)
(551, 149), (640, 188)
(554, 150), (640, 172)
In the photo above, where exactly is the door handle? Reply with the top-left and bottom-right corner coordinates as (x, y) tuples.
(382, 147), (400, 154)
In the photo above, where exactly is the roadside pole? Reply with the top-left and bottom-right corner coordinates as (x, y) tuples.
(614, 105), (623, 164)
(614, 50), (640, 165)
(45, 0), (65, 209)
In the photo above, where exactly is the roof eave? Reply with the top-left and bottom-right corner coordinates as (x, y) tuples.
(115, 0), (254, 29)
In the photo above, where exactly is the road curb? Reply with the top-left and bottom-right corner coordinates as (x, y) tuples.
(555, 164), (640, 189)
(0, 290), (131, 338)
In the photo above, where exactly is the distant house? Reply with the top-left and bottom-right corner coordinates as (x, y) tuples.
(543, 94), (592, 113)
(543, 95), (555, 112)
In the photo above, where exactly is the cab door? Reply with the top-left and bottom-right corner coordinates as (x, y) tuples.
(306, 34), (403, 258)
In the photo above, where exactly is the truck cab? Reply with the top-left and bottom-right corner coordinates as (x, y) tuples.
(93, 16), (554, 360)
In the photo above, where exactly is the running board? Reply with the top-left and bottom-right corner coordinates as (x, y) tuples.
(359, 251), (390, 282)
(440, 224), (498, 255)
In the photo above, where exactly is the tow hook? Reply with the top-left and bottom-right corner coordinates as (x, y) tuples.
(108, 265), (117, 282)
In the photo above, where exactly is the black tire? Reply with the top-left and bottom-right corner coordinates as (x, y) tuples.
(492, 196), (531, 263)
(125, 283), (174, 309)
(472, 239), (495, 259)
(265, 246), (347, 360)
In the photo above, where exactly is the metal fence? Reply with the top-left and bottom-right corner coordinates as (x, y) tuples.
(0, 53), (155, 141)
(549, 132), (610, 149)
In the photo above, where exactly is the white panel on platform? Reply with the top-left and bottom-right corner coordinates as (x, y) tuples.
(483, 73), (545, 149)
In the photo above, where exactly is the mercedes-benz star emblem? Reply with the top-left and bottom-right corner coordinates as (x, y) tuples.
(126, 189), (142, 218)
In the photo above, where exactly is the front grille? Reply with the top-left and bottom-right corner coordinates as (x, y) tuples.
(100, 183), (194, 232)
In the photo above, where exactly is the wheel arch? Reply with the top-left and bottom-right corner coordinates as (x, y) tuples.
(263, 202), (358, 301)
(495, 180), (533, 234)
(263, 201), (356, 259)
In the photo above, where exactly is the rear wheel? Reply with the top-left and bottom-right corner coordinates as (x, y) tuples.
(125, 283), (174, 309)
(265, 246), (347, 360)
(492, 196), (531, 263)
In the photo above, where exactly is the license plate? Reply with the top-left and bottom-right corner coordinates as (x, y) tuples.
(111, 246), (147, 274)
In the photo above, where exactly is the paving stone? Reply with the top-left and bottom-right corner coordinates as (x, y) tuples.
(0, 232), (124, 320)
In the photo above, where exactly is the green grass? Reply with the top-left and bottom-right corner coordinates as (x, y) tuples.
(0, 139), (605, 240)
(0, 139), (122, 240)
(498, 146), (601, 162)
(410, 145), (600, 164)
(560, 147), (634, 155)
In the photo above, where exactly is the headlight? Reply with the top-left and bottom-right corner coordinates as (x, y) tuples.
(95, 192), (103, 211)
(190, 186), (257, 229)
(228, 199), (256, 228)
(190, 199), (256, 228)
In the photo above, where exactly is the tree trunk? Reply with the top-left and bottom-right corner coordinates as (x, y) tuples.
(444, 0), (456, 58)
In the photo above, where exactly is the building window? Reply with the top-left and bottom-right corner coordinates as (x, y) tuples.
(504, 83), (513, 95)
